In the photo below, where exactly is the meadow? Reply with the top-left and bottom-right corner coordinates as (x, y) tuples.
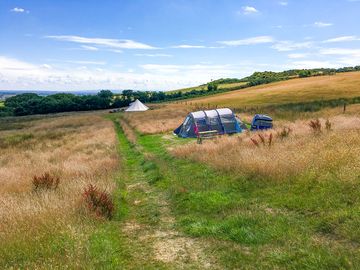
(2, 72), (360, 269)
(116, 103), (360, 269)
(0, 112), (123, 268)
(167, 81), (247, 94)
(192, 72), (360, 109)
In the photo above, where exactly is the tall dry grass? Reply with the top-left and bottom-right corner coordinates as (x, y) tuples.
(0, 113), (118, 243)
(171, 115), (360, 181)
(122, 104), (190, 134)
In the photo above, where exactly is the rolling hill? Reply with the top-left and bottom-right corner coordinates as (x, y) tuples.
(189, 72), (360, 109)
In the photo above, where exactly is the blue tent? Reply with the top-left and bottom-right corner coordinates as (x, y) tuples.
(174, 108), (242, 138)
(250, 114), (273, 131)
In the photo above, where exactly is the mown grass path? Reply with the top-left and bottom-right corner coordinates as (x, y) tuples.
(110, 117), (216, 269)
(111, 115), (359, 269)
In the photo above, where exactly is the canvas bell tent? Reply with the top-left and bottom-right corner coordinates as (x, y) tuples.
(174, 108), (242, 138)
(125, 99), (149, 112)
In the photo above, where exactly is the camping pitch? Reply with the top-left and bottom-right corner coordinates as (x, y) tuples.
(125, 99), (149, 112)
(174, 108), (242, 138)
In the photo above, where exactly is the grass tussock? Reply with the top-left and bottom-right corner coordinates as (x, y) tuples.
(0, 113), (118, 265)
(32, 172), (60, 191)
(172, 115), (360, 181)
(83, 184), (114, 220)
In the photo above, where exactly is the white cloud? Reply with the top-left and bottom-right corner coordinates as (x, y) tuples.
(218, 36), (274, 46)
(279, 1), (288, 6)
(41, 64), (52, 69)
(10, 7), (28, 13)
(288, 60), (339, 69)
(135, 53), (172, 57)
(241, 6), (259, 15)
(288, 53), (309, 59)
(81, 45), (99, 51)
(314, 21), (333, 28)
(324, 36), (360, 43)
(271, 41), (313, 51)
(46, 35), (156, 49)
(319, 48), (360, 57)
(171, 44), (207, 49)
(0, 56), (248, 91)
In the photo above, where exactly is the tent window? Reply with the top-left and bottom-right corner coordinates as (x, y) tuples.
(183, 116), (190, 126)
(220, 115), (236, 132)
(196, 118), (208, 132)
(206, 117), (222, 132)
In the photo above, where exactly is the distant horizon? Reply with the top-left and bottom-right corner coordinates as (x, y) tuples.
(1, 0), (360, 91)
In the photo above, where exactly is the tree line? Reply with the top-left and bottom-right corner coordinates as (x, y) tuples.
(1, 65), (360, 117)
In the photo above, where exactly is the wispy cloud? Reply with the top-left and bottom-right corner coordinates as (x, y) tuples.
(10, 7), (29, 13)
(288, 60), (338, 69)
(65, 60), (106, 65)
(314, 21), (333, 27)
(45, 35), (156, 49)
(135, 53), (172, 57)
(81, 45), (99, 51)
(279, 1), (288, 6)
(241, 6), (259, 15)
(319, 48), (360, 57)
(288, 53), (309, 59)
(218, 36), (274, 46)
(171, 44), (207, 49)
(324, 36), (360, 43)
(271, 41), (313, 51)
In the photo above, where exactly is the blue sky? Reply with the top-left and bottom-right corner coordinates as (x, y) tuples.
(1, 0), (360, 91)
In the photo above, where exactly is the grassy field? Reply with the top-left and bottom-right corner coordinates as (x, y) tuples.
(190, 72), (360, 109)
(114, 105), (360, 269)
(0, 112), (133, 268)
(0, 101), (4, 107)
(167, 82), (247, 94)
(2, 72), (360, 268)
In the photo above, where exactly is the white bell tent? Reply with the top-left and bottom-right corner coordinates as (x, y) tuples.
(125, 99), (149, 112)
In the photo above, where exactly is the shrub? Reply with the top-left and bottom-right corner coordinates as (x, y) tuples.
(83, 184), (114, 219)
(309, 119), (322, 134)
(32, 172), (60, 191)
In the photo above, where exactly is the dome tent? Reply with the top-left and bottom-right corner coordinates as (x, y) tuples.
(125, 99), (149, 112)
(174, 108), (242, 138)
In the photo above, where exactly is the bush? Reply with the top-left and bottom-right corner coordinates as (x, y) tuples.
(309, 119), (322, 134)
(83, 184), (114, 219)
(32, 172), (60, 191)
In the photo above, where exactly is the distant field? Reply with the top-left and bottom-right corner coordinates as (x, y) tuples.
(0, 101), (4, 107)
(191, 72), (360, 108)
(167, 82), (247, 94)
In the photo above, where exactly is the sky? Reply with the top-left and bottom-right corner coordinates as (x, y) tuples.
(1, 0), (360, 91)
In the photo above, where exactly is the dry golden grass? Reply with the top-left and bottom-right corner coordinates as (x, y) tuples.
(122, 104), (190, 134)
(171, 115), (360, 181)
(0, 113), (118, 241)
(192, 72), (360, 108)
(119, 118), (137, 144)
